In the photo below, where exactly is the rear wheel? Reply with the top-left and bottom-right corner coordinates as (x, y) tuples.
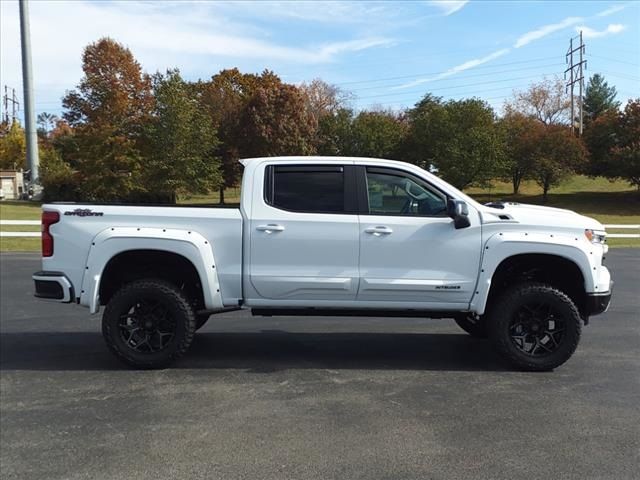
(102, 279), (196, 369)
(489, 282), (582, 371)
(453, 313), (488, 338)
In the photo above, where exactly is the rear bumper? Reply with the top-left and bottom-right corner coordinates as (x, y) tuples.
(585, 282), (613, 317)
(33, 271), (74, 303)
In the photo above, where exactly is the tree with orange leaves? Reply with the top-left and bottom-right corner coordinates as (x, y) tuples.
(63, 37), (153, 201)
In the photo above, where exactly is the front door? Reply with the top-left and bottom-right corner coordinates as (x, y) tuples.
(248, 163), (360, 302)
(357, 166), (482, 308)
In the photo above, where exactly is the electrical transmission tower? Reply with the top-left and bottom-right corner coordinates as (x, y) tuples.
(565, 31), (587, 135)
(2, 86), (20, 124)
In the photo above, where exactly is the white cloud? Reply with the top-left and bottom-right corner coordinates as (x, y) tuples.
(514, 16), (584, 48)
(597, 4), (626, 17)
(578, 24), (626, 38)
(394, 48), (510, 89)
(318, 38), (395, 58)
(425, 1), (470, 16)
(0, 0), (393, 96)
(217, 1), (398, 24)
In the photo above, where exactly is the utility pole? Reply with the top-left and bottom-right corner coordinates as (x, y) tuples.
(565, 31), (587, 135)
(19, 0), (39, 184)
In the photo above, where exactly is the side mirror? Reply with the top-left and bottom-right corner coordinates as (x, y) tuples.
(447, 199), (470, 229)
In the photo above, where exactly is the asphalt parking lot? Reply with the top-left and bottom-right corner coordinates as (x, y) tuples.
(1, 251), (638, 480)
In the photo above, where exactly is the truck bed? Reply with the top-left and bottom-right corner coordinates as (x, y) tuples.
(42, 203), (243, 307)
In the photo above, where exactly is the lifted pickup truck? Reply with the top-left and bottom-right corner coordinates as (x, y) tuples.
(33, 157), (612, 370)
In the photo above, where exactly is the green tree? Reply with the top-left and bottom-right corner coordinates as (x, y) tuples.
(39, 147), (80, 202)
(405, 96), (504, 189)
(610, 99), (640, 189)
(62, 37), (153, 201)
(37, 112), (58, 136)
(583, 109), (618, 176)
(499, 112), (542, 194)
(144, 70), (221, 200)
(316, 109), (406, 158)
(0, 121), (26, 170)
(529, 124), (586, 201)
(237, 82), (316, 158)
(350, 110), (407, 159)
(316, 108), (355, 156)
(583, 74), (620, 127)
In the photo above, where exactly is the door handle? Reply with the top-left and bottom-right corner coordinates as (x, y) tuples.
(256, 224), (285, 233)
(364, 226), (393, 236)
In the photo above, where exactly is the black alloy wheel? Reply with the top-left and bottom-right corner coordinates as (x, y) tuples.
(102, 279), (196, 369)
(118, 298), (177, 353)
(509, 302), (565, 356)
(489, 282), (582, 371)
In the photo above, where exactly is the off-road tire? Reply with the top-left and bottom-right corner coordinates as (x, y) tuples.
(453, 313), (488, 338)
(488, 282), (582, 371)
(102, 279), (196, 369)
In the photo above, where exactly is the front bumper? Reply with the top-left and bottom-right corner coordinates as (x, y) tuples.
(585, 282), (613, 317)
(33, 271), (74, 303)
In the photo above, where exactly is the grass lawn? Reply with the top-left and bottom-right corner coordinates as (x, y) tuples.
(1, 177), (638, 251)
(465, 176), (640, 225)
(0, 201), (42, 220)
(0, 237), (40, 252)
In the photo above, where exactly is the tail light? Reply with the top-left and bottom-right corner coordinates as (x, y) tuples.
(42, 211), (60, 257)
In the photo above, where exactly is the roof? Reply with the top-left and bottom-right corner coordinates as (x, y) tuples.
(238, 156), (400, 166)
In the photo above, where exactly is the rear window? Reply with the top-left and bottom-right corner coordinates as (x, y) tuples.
(265, 165), (346, 214)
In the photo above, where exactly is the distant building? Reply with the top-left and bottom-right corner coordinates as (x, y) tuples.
(0, 170), (25, 200)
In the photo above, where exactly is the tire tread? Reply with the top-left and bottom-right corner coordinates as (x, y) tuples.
(102, 279), (196, 369)
(488, 282), (582, 371)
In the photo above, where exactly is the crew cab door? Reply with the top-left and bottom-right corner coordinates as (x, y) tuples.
(247, 163), (360, 302)
(356, 166), (482, 308)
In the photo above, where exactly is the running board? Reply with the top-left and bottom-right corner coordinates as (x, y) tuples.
(251, 308), (463, 319)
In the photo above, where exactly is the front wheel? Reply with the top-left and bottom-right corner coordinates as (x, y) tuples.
(102, 279), (196, 369)
(488, 282), (582, 371)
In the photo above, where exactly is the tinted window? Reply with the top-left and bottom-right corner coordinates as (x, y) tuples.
(269, 166), (345, 213)
(366, 170), (446, 216)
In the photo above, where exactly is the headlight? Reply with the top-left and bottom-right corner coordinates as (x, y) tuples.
(585, 229), (606, 244)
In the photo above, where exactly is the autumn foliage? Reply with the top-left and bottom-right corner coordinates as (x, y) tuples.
(2, 37), (636, 203)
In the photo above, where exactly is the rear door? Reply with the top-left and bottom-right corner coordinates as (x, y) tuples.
(248, 163), (360, 302)
(357, 166), (482, 307)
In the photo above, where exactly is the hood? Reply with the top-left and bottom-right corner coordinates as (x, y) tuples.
(480, 202), (604, 231)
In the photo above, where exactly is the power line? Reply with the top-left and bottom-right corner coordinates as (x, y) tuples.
(354, 72), (561, 101)
(586, 54), (640, 67)
(362, 93), (515, 111)
(335, 55), (561, 86)
(602, 72), (640, 82)
(349, 62), (564, 93)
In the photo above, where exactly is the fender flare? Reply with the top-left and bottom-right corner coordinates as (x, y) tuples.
(469, 231), (596, 315)
(80, 227), (222, 314)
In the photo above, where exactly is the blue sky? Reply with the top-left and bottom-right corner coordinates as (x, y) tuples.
(0, 0), (638, 122)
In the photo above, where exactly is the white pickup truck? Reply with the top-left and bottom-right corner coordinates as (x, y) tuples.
(33, 156), (612, 370)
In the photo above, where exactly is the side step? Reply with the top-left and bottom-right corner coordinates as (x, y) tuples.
(251, 308), (462, 319)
